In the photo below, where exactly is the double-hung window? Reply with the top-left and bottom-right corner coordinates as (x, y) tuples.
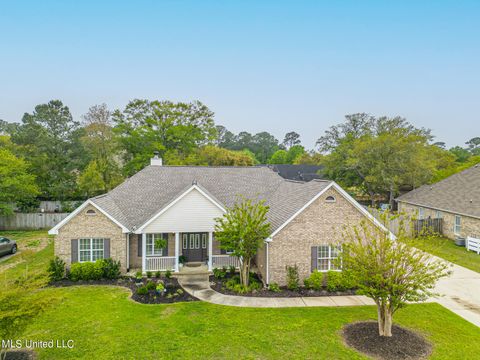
(146, 233), (167, 256)
(79, 238), (104, 262)
(454, 215), (462, 235)
(316, 244), (341, 271)
(418, 207), (425, 220)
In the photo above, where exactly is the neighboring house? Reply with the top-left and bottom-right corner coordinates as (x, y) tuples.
(397, 164), (480, 240)
(49, 154), (389, 285)
(267, 164), (324, 182)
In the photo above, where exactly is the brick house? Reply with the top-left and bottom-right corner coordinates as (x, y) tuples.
(49, 155), (390, 285)
(397, 164), (480, 240)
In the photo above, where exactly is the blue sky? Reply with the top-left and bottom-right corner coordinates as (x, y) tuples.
(0, 0), (478, 149)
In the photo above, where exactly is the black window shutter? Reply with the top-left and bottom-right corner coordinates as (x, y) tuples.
(104, 238), (110, 258)
(163, 233), (168, 256)
(71, 239), (78, 263)
(137, 235), (142, 257)
(311, 246), (318, 272)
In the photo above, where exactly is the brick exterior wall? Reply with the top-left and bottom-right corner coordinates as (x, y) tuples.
(55, 204), (127, 272)
(267, 187), (376, 286)
(398, 202), (480, 240)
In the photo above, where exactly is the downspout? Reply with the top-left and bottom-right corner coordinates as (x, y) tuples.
(265, 237), (272, 285)
(126, 233), (130, 272)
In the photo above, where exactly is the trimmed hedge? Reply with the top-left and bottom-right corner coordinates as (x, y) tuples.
(304, 270), (358, 292)
(68, 258), (121, 281)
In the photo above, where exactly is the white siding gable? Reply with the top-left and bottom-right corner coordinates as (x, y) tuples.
(143, 188), (225, 233)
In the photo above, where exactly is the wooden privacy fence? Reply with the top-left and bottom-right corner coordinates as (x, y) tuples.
(369, 209), (443, 237)
(412, 218), (443, 237)
(0, 213), (69, 230)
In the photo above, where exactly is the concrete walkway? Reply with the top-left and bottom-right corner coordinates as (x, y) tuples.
(177, 274), (376, 308)
(178, 261), (480, 328)
(432, 259), (480, 327)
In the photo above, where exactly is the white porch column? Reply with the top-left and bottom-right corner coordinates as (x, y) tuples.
(208, 231), (213, 271)
(142, 233), (147, 273)
(174, 232), (180, 272)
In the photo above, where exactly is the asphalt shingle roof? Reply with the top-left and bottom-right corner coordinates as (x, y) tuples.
(91, 165), (332, 232)
(396, 164), (480, 218)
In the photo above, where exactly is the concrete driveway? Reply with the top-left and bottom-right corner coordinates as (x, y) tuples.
(433, 260), (480, 327)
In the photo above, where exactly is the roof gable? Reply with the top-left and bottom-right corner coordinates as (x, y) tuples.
(137, 185), (225, 233)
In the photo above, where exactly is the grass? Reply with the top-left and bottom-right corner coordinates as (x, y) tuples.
(411, 236), (480, 273)
(2, 231), (480, 359)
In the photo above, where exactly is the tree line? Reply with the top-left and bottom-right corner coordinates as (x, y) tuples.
(0, 100), (478, 214)
(0, 99), (310, 214)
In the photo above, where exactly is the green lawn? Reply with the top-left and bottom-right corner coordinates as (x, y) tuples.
(2, 231), (480, 359)
(411, 236), (480, 273)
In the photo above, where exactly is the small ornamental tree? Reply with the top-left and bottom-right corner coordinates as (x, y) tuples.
(214, 197), (271, 287)
(341, 218), (451, 337)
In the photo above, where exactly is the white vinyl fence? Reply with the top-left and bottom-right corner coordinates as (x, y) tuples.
(0, 213), (69, 230)
(466, 236), (480, 255)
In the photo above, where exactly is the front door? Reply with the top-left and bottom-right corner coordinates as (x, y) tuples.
(182, 233), (208, 262)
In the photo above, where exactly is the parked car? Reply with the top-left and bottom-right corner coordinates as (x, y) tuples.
(0, 237), (17, 256)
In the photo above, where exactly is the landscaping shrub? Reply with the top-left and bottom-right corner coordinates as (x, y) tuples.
(146, 271), (152, 278)
(225, 275), (261, 293)
(99, 258), (121, 279)
(137, 286), (148, 295)
(146, 281), (156, 290)
(303, 270), (324, 290)
(47, 256), (65, 281)
(225, 276), (239, 290)
(286, 264), (300, 291)
(69, 262), (102, 281)
(165, 270), (172, 279)
(268, 283), (281, 292)
(155, 271), (161, 278)
(156, 283), (165, 293)
(325, 270), (357, 292)
(213, 267), (227, 279)
(229, 265), (236, 275)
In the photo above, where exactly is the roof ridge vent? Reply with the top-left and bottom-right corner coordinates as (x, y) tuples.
(192, 179), (198, 185)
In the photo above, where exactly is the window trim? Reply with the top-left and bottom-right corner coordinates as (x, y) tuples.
(454, 215), (462, 235)
(316, 244), (342, 272)
(182, 234), (188, 249)
(201, 234), (207, 249)
(78, 238), (104, 263)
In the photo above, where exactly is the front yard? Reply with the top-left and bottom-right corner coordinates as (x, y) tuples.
(1, 231), (480, 359)
(411, 236), (480, 273)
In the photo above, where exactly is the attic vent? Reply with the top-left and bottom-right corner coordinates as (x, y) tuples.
(325, 196), (336, 203)
(192, 179), (198, 185)
(86, 209), (96, 216)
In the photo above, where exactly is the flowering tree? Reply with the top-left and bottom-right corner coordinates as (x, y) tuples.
(341, 218), (451, 337)
(214, 197), (270, 287)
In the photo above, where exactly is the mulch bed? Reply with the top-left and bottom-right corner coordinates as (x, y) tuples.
(51, 277), (198, 304)
(209, 275), (356, 297)
(4, 350), (37, 360)
(342, 321), (432, 360)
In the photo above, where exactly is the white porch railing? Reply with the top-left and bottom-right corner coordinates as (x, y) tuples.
(145, 256), (176, 271)
(212, 255), (240, 269)
(466, 236), (480, 254)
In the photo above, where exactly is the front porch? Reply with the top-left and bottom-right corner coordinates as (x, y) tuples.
(129, 232), (239, 273)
